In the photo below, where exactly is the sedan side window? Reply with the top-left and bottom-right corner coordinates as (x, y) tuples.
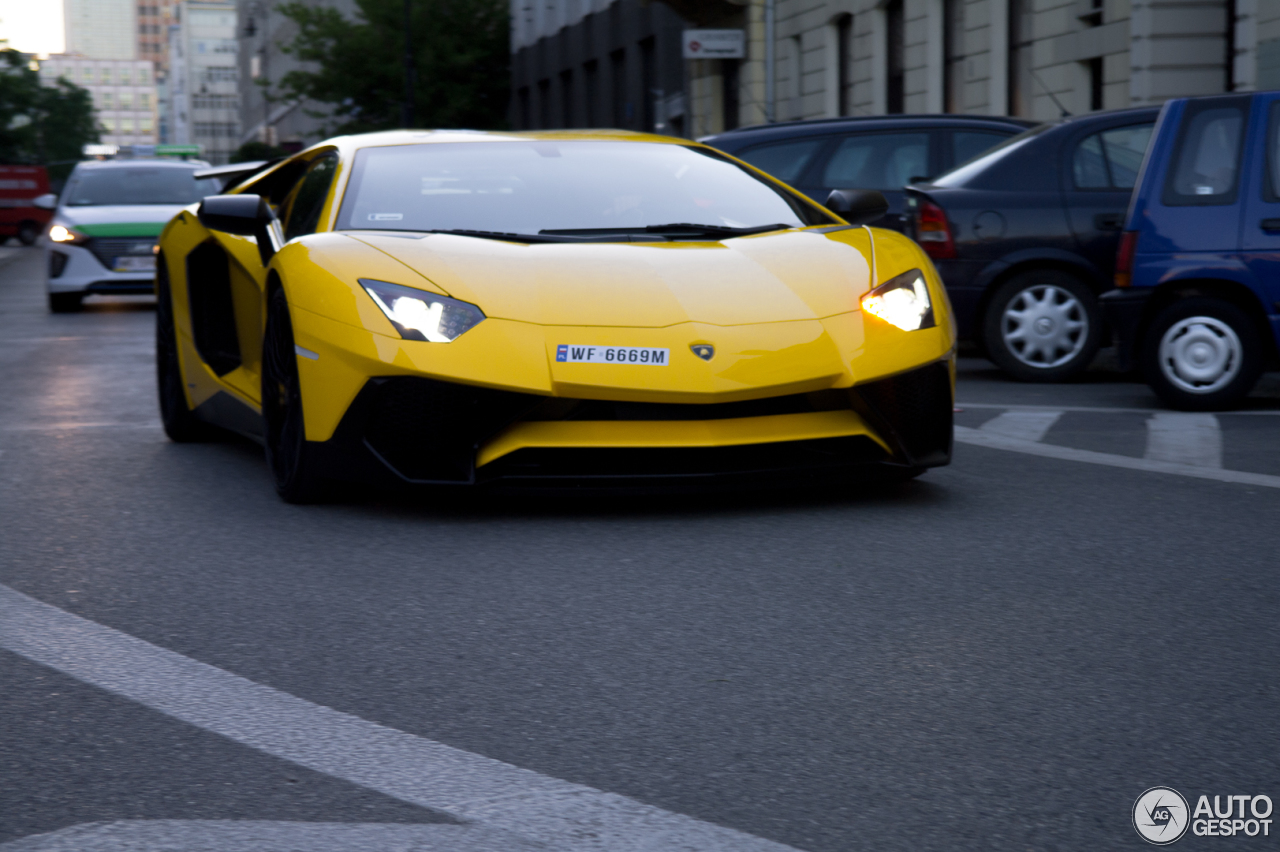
(1072, 123), (1155, 190)
(951, 131), (1010, 168)
(735, 138), (826, 184)
(821, 132), (929, 191)
(283, 153), (340, 241)
(1099, 124), (1153, 188)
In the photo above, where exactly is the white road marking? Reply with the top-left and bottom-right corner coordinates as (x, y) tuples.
(955, 426), (1280, 489)
(0, 821), (542, 852)
(977, 410), (1062, 443)
(1145, 412), (1223, 468)
(0, 584), (800, 852)
(959, 401), (1280, 416)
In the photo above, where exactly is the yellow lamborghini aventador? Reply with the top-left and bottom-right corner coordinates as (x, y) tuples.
(155, 130), (955, 501)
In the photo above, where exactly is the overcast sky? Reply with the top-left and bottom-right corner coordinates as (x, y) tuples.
(0, 1), (66, 55)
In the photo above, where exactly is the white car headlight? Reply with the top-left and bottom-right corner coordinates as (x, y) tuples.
(359, 278), (485, 343)
(860, 268), (935, 332)
(48, 222), (90, 244)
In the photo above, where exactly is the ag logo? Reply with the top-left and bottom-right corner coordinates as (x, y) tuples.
(1134, 787), (1190, 845)
(690, 344), (715, 361)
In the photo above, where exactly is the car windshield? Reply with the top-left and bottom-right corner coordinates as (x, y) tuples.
(63, 167), (222, 206)
(930, 123), (1054, 187)
(336, 140), (832, 237)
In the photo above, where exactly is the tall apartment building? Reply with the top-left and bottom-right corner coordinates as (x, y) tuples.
(169, 0), (240, 163)
(235, 0), (358, 151)
(137, 3), (174, 75)
(38, 56), (160, 147)
(511, 0), (1280, 137)
(64, 0), (137, 60)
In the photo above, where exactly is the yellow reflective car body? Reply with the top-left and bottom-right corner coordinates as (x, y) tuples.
(155, 130), (955, 500)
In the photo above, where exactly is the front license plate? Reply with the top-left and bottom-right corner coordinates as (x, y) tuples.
(113, 256), (156, 273)
(556, 345), (669, 365)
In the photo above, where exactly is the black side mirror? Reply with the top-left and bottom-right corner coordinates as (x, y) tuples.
(825, 189), (890, 226)
(197, 194), (281, 265)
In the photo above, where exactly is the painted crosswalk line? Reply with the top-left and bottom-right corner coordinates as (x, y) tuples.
(954, 425), (1280, 488)
(978, 410), (1063, 443)
(1144, 412), (1222, 468)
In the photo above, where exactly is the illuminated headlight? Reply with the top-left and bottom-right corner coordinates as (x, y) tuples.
(359, 278), (485, 343)
(48, 223), (89, 244)
(860, 268), (935, 332)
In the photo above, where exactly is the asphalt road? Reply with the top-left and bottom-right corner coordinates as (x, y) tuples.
(2, 242), (1279, 851)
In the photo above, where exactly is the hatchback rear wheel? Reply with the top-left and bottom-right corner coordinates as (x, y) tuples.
(983, 271), (1101, 382)
(1141, 297), (1263, 411)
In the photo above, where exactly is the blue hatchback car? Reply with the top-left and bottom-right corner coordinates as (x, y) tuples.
(1103, 91), (1280, 410)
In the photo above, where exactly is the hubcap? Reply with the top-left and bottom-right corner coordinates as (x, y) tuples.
(1158, 316), (1241, 394)
(1001, 284), (1089, 369)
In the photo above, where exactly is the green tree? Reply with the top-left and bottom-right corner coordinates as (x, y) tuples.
(0, 48), (99, 164)
(273, 0), (509, 136)
(231, 140), (287, 163)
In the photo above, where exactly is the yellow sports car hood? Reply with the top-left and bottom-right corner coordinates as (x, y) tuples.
(350, 229), (873, 327)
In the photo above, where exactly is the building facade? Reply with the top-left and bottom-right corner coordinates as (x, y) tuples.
(510, 0), (690, 135)
(235, 0), (358, 152)
(168, 0), (240, 163)
(38, 56), (159, 147)
(512, 0), (1280, 138)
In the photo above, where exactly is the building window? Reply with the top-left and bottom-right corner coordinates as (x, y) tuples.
(610, 49), (627, 128)
(1087, 57), (1103, 111)
(640, 37), (656, 131)
(139, 92), (151, 109)
(537, 78), (550, 129)
(140, 117), (154, 132)
(119, 92), (133, 109)
(722, 59), (740, 131)
(121, 117), (135, 132)
(101, 118), (116, 132)
(885, 0), (904, 114)
(836, 14), (852, 116)
(583, 60), (599, 126)
(1008, 0), (1032, 116)
(943, 0), (963, 112)
(560, 69), (574, 128)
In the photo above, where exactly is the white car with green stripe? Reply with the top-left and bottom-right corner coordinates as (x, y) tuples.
(43, 159), (221, 312)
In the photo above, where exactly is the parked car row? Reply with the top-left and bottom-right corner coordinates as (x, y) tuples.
(708, 94), (1280, 410)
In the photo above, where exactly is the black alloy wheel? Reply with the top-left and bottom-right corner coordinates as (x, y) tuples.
(262, 286), (327, 503)
(1141, 297), (1264, 412)
(155, 253), (217, 442)
(983, 270), (1102, 382)
(47, 291), (83, 313)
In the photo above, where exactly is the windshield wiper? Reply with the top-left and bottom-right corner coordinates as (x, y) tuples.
(540, 223), (793, 239)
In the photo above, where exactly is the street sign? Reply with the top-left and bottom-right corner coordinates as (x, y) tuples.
(682, 29), (745, 60)
(156, 144), (201, 155)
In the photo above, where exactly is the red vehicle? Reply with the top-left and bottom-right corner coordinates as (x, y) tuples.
(0, 165), (53, 245)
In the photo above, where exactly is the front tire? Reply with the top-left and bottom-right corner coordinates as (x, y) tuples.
(982, 271), (1101, 382)
(262, 287), (328, 503)
(1141, 297), (1264, 411)
(48, 292), (83, 313)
